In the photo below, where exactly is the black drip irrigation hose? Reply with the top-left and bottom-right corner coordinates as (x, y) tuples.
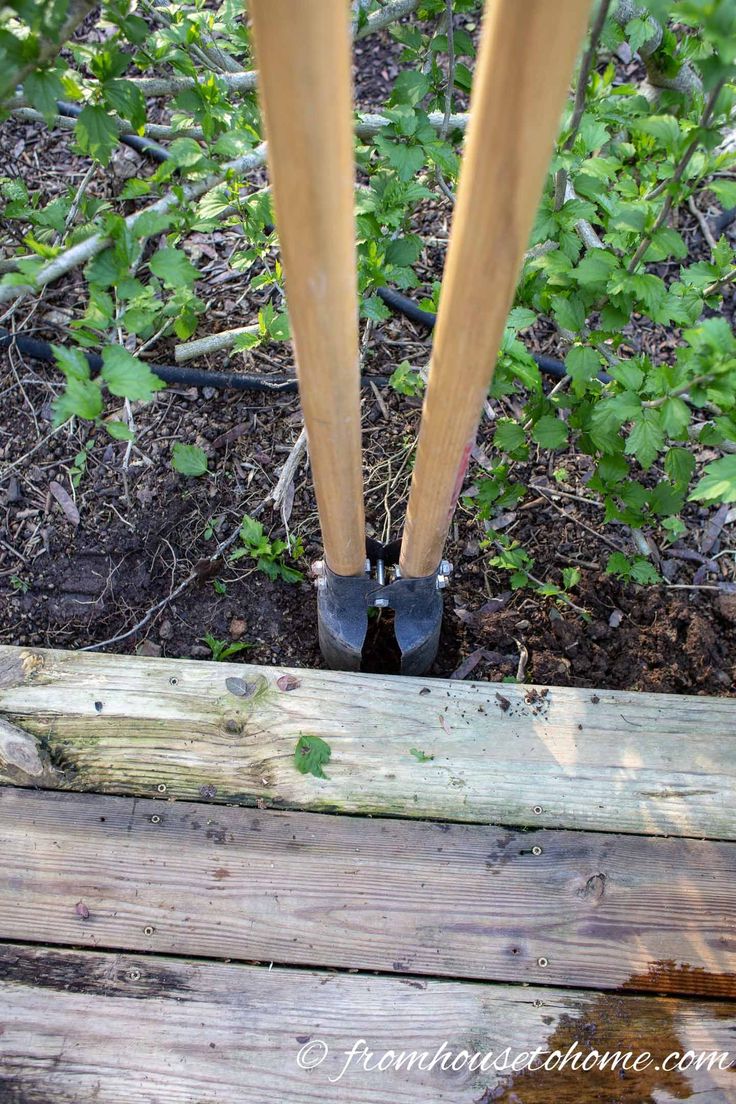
(56, 101), (171, 164)
(376, 286), (613, 385)
(0, 327), (396, 395)
(711, 204), (736, 238)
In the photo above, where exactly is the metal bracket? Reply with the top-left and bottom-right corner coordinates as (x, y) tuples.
(314, 539), (451, 675)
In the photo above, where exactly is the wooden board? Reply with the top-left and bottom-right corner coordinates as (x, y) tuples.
(2, 787), (735, 998)
(1, 646), (735, 839)
(1, 943), (735, 1103)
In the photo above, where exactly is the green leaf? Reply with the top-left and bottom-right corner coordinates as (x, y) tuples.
(630, 559), (662, 585)
(590, 391), (642, 451)
(410, 747), (434, 762)
(362, 294), (392, 322)
(390, 71), (430, 106)
(532, 415), (569, 450)
(689, 456), (736, 503)
(625, 15), (655, 53)
(711, 178), (736, 209)
(149, 247), (199, 288)
(171, 442), (208, 477)
(648, 481), (685, 516)
(374, 135), (425, 181)
(52, 377), (103, 425)
(551, 294), (585, 333)
(625, 408), (664, 470)
(561, 566), (581, 590)
(660, 396), (691, 438)
(24, 69), (64, 120)
(105, 420), (135, 441)
(51, 344), (90, 381)
(573, 249), (620, 289)
(636, 114), (681, 154)
(75, 105), (119, 166)
(101, 346), (165, 401)
(507, 306), (537, 331)
(609, 360), (644, 392)
(294, 734), (331, 779)
(664, 446), (696, 487)
(385, 235), (422, 267)
(493, 419), (527, 453)
(565, 346), (601, 388)
(103, 78), (146, 131)
(597, 453), (630, 483)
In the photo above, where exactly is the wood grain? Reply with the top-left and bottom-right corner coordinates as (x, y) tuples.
(400, 0), (592, 576)
(1, 943), (735, 1103)
(1, 787), (735, 997)
(248, 0), (365, 576)
(1, 646), (735, 840)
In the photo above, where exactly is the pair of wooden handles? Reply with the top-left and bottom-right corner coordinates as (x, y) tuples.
(249, 0), (591, 578)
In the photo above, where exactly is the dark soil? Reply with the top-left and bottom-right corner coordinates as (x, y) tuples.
(1, 22), (735, 695)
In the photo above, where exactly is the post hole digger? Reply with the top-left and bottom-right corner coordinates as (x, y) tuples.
(248, 0), (592, 675)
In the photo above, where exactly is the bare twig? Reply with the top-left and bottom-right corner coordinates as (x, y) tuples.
(564, 0), (612, 151)
(688, 195), (718, 254)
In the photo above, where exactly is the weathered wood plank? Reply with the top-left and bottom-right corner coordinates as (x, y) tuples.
(2, 787), (735, 997)
(1, 943), (734, 1103)
(1, 646), (735, 839)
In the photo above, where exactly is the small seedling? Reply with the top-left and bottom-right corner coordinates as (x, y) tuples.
(389, 360), (424, 397)
(10, 576), (29, 593)
(201, 633), (253, 661)
(231, 514), (304, 583)
(410, 747), (434, 762)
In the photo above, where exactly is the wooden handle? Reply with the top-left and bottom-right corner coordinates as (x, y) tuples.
(399, 0), (591, 578)
(248, 0), (365, 576)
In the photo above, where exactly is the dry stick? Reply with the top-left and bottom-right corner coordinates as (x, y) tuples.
(0, 145), (267, 308)
(174, 325), (260, 363)
(249, 0), (365, 578)
(12, 103), (467, 144)
(687, 194), (718, 254)
(399, 0), (593, 579)
(434, 0), (456, 205)
(564, 0), (612, 151)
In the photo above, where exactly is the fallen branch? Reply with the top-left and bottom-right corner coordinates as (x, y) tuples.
(174, 325), (260, 363)
(0, 145), (267, 307)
